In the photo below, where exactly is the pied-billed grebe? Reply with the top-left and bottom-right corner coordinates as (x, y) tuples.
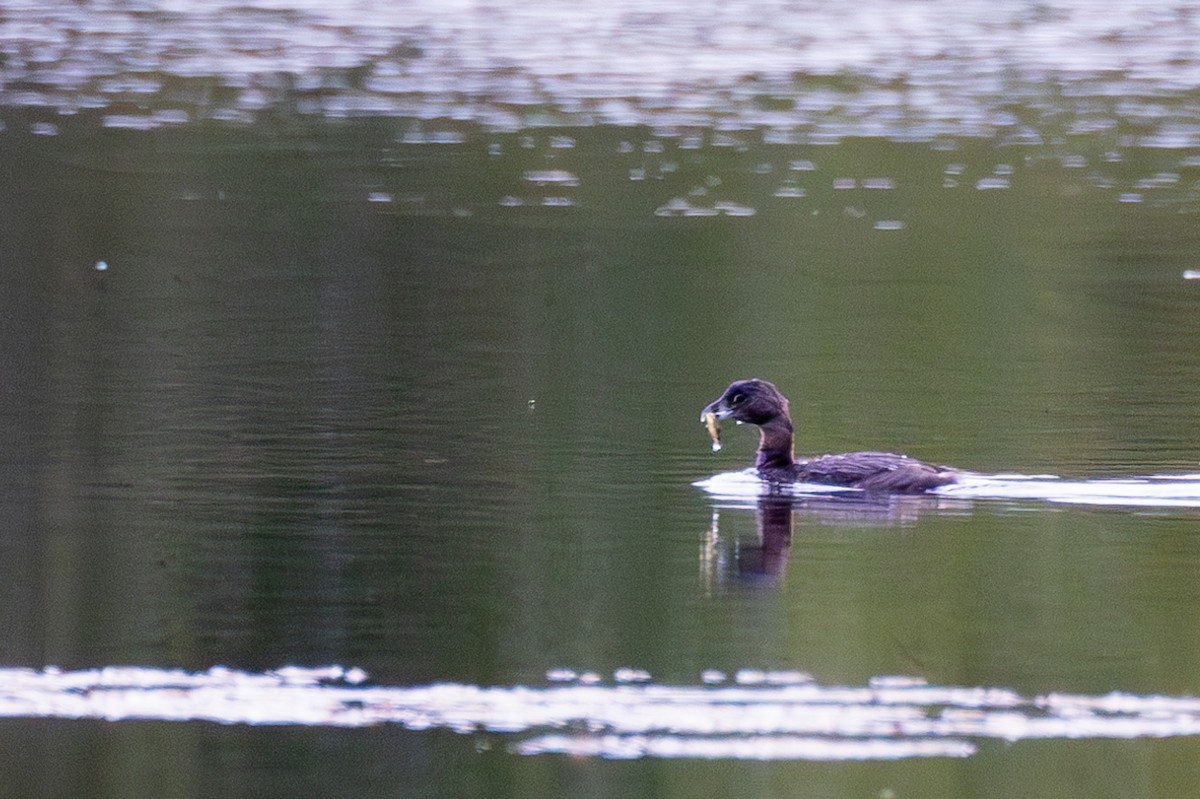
(701, 378), (957, 493)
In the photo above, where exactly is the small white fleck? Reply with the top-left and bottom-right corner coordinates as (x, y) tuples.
(862, 177), (895, 190)
(94, 260), (108, 271)
(613, 668), (652, 683)
(715, 201), (756, 217)
(735, 669), (766, 685)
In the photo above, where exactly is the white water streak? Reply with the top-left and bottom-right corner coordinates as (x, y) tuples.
(4, 666), (1200, 760)
(694, 469), (1200, 508)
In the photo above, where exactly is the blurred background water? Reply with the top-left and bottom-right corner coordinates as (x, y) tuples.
(3, 2), (1200, 798)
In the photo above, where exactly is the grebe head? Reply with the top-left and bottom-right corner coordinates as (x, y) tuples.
(701, 378), (790, 427)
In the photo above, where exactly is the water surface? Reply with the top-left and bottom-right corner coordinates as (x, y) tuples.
(2, 111), (1200, 796)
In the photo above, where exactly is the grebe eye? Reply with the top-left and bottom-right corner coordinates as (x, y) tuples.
(729, 393), (745, 406)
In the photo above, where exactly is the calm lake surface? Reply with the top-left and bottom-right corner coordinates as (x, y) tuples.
(4, 1), (1200, 782)
(1, 117), (1200, 796)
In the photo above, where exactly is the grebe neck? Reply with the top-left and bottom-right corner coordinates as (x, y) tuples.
(756, 417), (795, 471)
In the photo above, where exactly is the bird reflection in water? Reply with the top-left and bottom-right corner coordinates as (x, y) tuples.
(701, 492), (972, 589)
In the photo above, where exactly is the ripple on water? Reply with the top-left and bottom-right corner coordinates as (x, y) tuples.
(2, 1), (1200, 140)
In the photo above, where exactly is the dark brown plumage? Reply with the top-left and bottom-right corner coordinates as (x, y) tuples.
(701, 379), (957, 493)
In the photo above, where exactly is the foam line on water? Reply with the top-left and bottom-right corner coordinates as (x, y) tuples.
(3, 666), (1200, 760)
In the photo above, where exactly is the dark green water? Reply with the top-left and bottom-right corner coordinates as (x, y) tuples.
(3, 119), (1200, 796)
